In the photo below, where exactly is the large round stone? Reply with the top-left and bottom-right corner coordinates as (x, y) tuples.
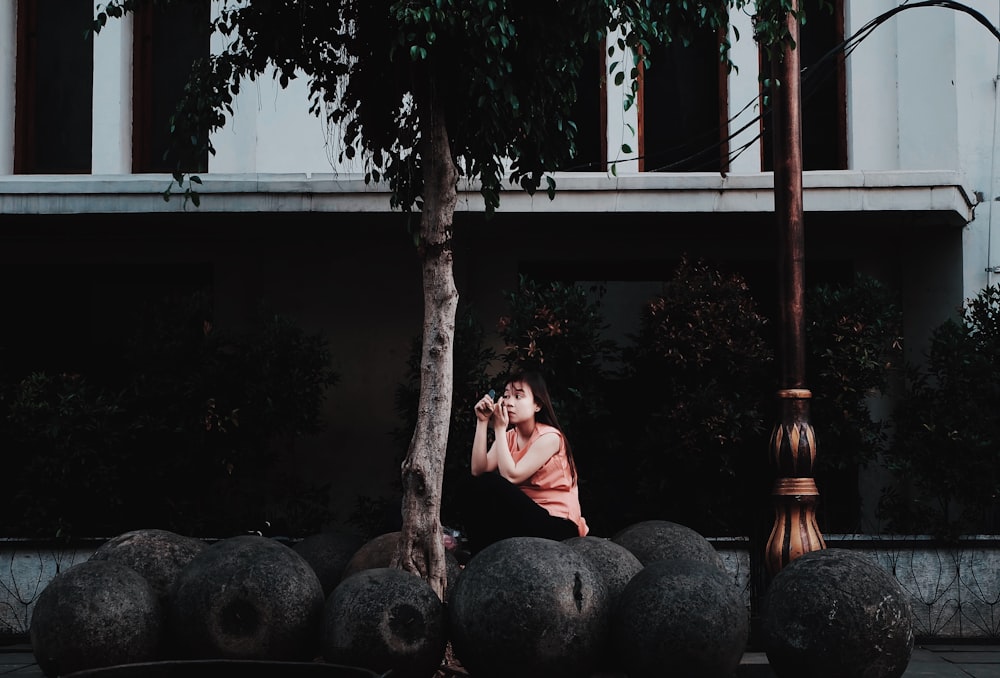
(89, 528), (207, 601)
(30, 560), (163, 677)
(341, 532), (403, 578)
(292, 530), (366, 597)
(322, 567), (446, 678)
(611, 557), (748, 678)
(563, 535), (643, 604)
(761, 548), (914, 678)
(342, 531), (462, 602)
(167, 534), (325, 661)
(449, 536), (609, 678)
(611, 519), (724, 570)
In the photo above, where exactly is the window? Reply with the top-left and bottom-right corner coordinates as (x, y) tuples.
(14, 0), (94, 174)
(132, 1), (211, 173)
(562, 45), (607, 172)
(639, 25), (727, 172)
(761, 0), (847, 171)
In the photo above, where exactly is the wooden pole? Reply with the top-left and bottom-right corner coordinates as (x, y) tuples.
(764, 1), (826, 577)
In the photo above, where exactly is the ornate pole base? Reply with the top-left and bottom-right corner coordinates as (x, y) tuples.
(765, 389), (825, 577)
(765, 477), (825, 576)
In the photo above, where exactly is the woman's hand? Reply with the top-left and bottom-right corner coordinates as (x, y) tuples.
(474, 393), (495, 423)
(491, 398), (509, 431)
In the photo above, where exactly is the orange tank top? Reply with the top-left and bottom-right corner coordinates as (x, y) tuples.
(507, 423), (589, 537)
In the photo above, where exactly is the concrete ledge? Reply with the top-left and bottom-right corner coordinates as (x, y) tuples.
(0, 170), (976, 225)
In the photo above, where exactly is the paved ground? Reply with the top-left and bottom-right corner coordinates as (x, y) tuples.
(738, 645), (1000, 677)
(3, 643), (1000, 677)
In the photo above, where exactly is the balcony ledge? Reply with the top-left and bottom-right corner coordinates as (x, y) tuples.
(0, 169), (977, 227)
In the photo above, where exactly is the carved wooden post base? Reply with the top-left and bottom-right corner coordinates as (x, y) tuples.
(765, 389), (825, 576)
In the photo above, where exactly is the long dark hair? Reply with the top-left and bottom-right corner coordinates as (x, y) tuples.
(504, 370), (578, 482)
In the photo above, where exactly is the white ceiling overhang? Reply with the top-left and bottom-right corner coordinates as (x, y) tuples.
(0, 170), (976, 227)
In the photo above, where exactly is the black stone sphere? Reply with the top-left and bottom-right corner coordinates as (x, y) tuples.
(611, 519), (724, 570)
(167, 534), (325, 661)
(449, 536), (610, 678)
(342, 531), (462, 602)
(611, 557), (748, 678)
(321, 567), (447, 678)
(563, 535), (643, 604)
(89, 528), (207, 601)
(341, 532), (402, 578)
(292, 530), (366, 597)
(761, 548), (914, 678)
(30, 560), (164, 677)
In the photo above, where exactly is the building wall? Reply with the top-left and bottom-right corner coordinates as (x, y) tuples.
(0, 1), (994, 535)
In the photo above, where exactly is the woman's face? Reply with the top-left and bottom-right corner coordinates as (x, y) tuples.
(503, 380), (540, 424)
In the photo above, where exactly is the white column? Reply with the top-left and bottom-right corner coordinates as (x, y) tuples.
(896, 4), (959, 170)
(844, 0), (899, 170)
(960, 2), (1000, 298)
(208, 1), (343, 175)
(726, 8), (760, 174)
(0, 1), (16, 173)
(91, 6), (132, 174)
(605, 28), (640, 174)
(206, 0), (254, 173)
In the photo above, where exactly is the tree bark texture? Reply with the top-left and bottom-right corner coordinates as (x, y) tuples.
(392, 78), (459, 600)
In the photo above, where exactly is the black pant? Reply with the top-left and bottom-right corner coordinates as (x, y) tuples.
(461, 472), (579, 554)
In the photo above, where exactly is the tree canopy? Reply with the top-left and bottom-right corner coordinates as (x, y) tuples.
(91, 0), (816, 212)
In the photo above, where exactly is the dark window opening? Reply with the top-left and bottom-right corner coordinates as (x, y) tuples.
(761, 0), (847, 171)
(13, 0), (93, 174)
(640, 25), (726, 172)
(132, 1), (211, 174)
(562, 45), (607, 172)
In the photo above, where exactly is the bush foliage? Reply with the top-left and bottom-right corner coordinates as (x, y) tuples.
(11, 264), (994, 540)
(881, 284), (1000, 539)
(1, 290), (339, 539)
(617, 257), (774, 535)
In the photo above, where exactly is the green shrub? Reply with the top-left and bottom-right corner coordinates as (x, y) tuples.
(1, 290), (339, 539)
(4, 373), (136, 538)
(618, 256), (774, 535)
(805, 272), (904, 531)
(881, 284), (1000, 539)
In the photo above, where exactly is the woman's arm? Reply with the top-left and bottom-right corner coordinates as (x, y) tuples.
(470, 393), (499, 476)
(495, 431), (561, 485)
(470, 418), (498, 475)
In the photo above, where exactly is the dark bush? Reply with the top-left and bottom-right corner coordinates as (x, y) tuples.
(881, 284), (1000, 539)
(805, 272), (904, 532)
(617, 256), (774, 535)
(1, 289), (339, 539)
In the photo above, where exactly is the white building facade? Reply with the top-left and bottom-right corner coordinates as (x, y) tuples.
(0, 0), (997, 531)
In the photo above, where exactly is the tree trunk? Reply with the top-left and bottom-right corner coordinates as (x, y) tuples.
(391, 80), (459, 600)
